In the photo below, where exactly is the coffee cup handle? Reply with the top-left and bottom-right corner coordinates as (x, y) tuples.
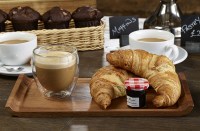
(0, 55), (3, 66)
(0, 61), (3, 66)
(165, 45), (179, 61)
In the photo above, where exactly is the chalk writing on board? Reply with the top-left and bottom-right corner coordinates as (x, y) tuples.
(191, 30), (200, 37)
(181, 16), (200, 34)
(111, 17), (136, 36)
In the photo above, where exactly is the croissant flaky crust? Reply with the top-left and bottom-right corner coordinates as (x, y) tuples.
(106, 49), (181, 107)
(90, 65), (130, 109)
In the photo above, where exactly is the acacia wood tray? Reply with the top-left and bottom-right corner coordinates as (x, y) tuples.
(5, 73), (194, 117)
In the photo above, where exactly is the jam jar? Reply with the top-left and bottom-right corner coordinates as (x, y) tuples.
(125, 78), (149, 108)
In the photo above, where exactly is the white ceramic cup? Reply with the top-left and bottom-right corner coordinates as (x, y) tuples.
(129, 29), (179, 61)
(0, 32), (37, 65)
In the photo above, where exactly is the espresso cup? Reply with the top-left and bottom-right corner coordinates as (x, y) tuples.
(32, 45), (79, 99)
(129, 29), (179, 61)
(0, 32), (37, 65)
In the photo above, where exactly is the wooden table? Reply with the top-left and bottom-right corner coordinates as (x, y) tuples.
(1, 40), (200, 130)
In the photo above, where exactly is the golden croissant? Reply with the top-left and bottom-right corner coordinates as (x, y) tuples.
(106, 49), (181, 107)
(90, 65), (130, 109)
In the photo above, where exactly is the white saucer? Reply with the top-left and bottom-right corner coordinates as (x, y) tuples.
(173, 46), (188, 64)
(120, 45), (188, 65)
(0, 64), (32, 76)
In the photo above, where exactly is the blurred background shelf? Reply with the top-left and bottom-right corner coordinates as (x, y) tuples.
(0, 0), (199, 17)
(97, 0), (200, 17)
(0, 0), (96, 14)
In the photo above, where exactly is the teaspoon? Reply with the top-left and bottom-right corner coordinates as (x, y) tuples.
(2, 66), (24, 72)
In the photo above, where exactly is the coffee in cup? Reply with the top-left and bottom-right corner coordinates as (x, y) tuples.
(0, 40), (29, 44)
(32, 45), (79, 99)
(0, 32), (37, 65)
(129, 29), (179, 61)
(137, 38), (166, 42)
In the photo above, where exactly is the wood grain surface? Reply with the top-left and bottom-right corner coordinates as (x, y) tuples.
(5, 72), (193, 117)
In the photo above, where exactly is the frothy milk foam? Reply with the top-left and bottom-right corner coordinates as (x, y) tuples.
(35, 51), (76, 69)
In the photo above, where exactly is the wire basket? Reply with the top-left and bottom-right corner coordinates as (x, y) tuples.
(4, 20), (105, 51)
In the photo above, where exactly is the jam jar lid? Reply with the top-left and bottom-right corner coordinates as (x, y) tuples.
(125, 78), (149, 91)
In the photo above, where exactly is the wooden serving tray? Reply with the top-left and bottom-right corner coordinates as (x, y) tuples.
(5, 73), (194, 117)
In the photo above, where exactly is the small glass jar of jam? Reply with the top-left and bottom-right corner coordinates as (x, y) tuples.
(125, 78), (149, 108)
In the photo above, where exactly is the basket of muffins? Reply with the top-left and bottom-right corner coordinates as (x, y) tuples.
(0, 6), (105, 51)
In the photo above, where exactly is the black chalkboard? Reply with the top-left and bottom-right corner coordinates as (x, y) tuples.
(181, 15), (200, 43)
(109, 16), (139, 39)
(120, 35), (129, 47)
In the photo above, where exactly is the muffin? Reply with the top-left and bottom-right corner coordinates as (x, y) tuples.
(72, 6), (103, 28)
(42, 7), (71, 29)
(0, 9), (8, 32)
(9, 6), (40, 31)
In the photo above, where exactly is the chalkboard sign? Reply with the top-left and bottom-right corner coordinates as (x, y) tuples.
(120, 35), (129, 47)
(109, 16), (139, 39)
(181, 15), (200, 43)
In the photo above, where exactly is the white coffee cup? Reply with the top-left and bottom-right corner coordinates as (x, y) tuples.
(0, 32), (37, 65)
(129, 29), (179, 61)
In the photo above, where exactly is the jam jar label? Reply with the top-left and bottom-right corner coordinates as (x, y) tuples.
(127, 96), (139, 107)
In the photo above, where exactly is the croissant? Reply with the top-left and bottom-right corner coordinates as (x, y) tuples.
(90, 65), (130, 109)
(106, 49), (181, 107)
